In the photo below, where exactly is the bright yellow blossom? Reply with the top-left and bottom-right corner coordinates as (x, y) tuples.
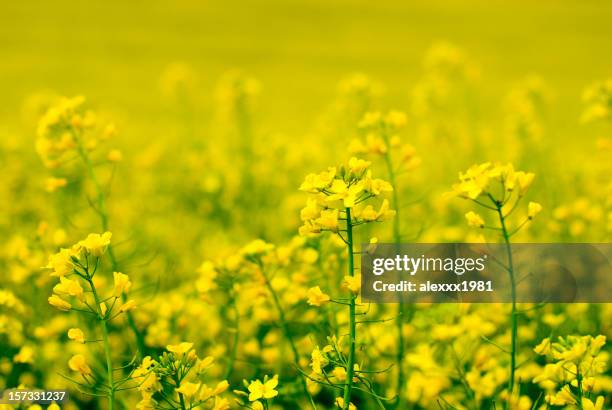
(247, 376), (279, 401)
(307, 286), (331, 306)
(48, 295), (71, 311)
(68, 328), (86, 343)
(68, 354), (92, 376)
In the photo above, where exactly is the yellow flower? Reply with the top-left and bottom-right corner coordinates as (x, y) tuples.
(196, 356), (215, 373)
(516, 171), (535, 195)
(453, 180), (485, 199)
(582, 396), (605, 410)
(559, 342), (588, 363)
(358, 204), (379, 221)
(247, 376), (279, 401)
(465, 211), (485, 228)
(326, 180), (364, 208)
(546, 385), (576, 405)
(241, 239), (275, 257)
(68, 328), (86, 343)
(452, 163), (492, 199)
(113, 272), (132, 297)
(299, 167), (337, 192)
(14, 346), (35, 364)
(376, 199), (396, 221)
(315, 209), (340, 231)
(100, 301), (108, 316)
(78, 232), (112, 256)
(335, 397), (357, 410)
(213, 380), (229, 395)
(53, 276), (84, 300)
(119, 299), (137, 313)
(250, 401), (264, 410)
(384, 110), (407, 129)
(300, 198), (322, 221)
(307, 286), (331, 307)
(48, 295), (72, 311)
(68, 354), (92, 376)
(45, 248), (76, 277)
(299, 220), (321, 236)
(358, 111), (381, 128)
(44, 177), (67, 193)
(167, 342), (194, 357)
(348, 157), (371, 174)
(176, 382), (201, 398)
(212, 397), (230, 410)
(590, 335), (606, 355)
(528, 201), (542, 219)
(332, 366), (347, 381)
(533, 337), (551, 355)
(199, 384), (214, 401)
(310, 346), (328, 374)
(107, 149), (123, 162)
(136, 392), (158, 410)
(362, 173), (393, 196)
(342, 275), (361, 294)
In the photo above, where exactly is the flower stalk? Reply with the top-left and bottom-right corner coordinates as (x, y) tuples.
(342, 207), (357, 410)
(496, 204), (517, 403)
(73, 129), (146, 357)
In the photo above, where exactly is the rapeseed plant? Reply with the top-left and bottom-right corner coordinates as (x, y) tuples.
(351, 109), (420, 407)
(36, 96), (146, 357)
(299, 158), (395, 409)
(45, 231), (135, 409)
(451, 162), (541, 407)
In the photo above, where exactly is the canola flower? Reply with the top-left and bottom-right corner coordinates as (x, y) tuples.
(451, 162), (541, 406)
(352, 108), (420, 407)
(36, 96), (146, 357)
(533, 335), (608, 408)
(299, 158), (395, 410)
(131, 343), (229, 410)
(44, 231), (133, 409)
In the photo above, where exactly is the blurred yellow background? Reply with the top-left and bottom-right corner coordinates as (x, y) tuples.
(2, 0), (611, 135)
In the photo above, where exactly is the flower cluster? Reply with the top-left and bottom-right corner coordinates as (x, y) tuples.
(451, 162), (542, 232)
(132, 342), (230, 410)
(36, 95), (117, 168)
(298, 157), (395, 235)
(533, 335), (608, 408)
(45, 232), (135, 315)
(349, 110), (421, 171)
(581, 79), (612, 123)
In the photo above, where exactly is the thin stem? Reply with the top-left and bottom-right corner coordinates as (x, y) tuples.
(224, 296), (240, 380)
(88, 277), (115, 410)
(175, 373), (187, 410)
(342, 207), (356, 410)
(73, 129), (146, 357)
(261, 264), (317, 410)
(382, 144), (406, 408)
(496, 205), (517, 407)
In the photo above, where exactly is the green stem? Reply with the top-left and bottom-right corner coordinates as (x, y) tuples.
(262, 267), (317, 410)
(175, 373), (187, 410)
(576, 369), (584, 406)
(497, 205), (517, 406)
(89, 277), (115, 410)
(342, 208), (356, 410)
(224, 297), (240, 380)
(73, 130), (146, 357)
(383, 146), (406, 408)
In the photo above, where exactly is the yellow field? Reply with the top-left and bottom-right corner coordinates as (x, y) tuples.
(0, 1), (611, 409)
